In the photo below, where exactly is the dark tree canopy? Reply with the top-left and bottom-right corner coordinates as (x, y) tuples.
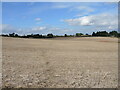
(9, 33), (15, 37)
(92, 32), (96, 36)
(76, 33), (83, 37)
(64, 34), (67, 37)
(92, 31), (109, 37)
(2, 30), (120, 38)
(109, 31), (118, 37)
(47, 33), (54, 38)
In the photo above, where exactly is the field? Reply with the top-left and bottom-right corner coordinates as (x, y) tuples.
(2, 37), (118, 88)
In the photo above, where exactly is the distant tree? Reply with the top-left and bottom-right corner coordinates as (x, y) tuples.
(2, 34), (9, 37)
(39, 34), (43, 38)
(26, 35), (31, 38)
(9, 33), (15, 37)
(69, 35), (74, 37)
(15, 34), (19, 37)
(96, 31), (109, 37)
(31, 34), (34, 37)
(33, 34), (40, 38)
(76, 33), (83, 37)
(92, 32), (96, 36)
(92, 31), (110, 37)
(21, 35), (27, 38)
(64, 34), (67, 37)
(47, 33), (54, 38)
(109, 31), (118, 37)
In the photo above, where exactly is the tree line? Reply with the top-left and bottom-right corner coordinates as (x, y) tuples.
(1, 30), (120, 38)
(92, 31), (120, 37)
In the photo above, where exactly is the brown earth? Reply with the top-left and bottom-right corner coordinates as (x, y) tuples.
(2, 37), (118, 88)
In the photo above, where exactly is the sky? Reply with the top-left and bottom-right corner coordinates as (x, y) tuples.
(1, 2), (118, 35)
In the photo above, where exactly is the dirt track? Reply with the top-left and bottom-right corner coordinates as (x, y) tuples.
(2, 37), (118, 88)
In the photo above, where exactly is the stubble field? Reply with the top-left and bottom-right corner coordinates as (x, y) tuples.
(2, 37), (118, 88)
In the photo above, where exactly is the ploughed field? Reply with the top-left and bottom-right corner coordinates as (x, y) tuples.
(2, 37), (118, 88)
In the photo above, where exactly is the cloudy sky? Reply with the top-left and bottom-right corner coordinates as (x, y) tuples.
(2, 2), (118, 35)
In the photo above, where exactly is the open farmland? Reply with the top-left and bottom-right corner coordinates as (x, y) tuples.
(2, 37), (118, 88)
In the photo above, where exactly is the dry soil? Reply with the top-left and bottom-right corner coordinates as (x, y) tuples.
(2, 37), (118, 88)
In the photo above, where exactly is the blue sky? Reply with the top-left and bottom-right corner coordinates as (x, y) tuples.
(2, 2), (118, 35)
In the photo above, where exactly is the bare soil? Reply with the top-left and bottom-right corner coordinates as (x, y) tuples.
(2, 37), (118, 88)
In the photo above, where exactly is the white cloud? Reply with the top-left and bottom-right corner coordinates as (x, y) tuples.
(0, 24), (18, 33)
(1, 24), (69, 35)
(78, 6), (94, 12)
(35, 18), (41, 21)
(32, 26), (46, 31)
(63, 13), (118, 30)
(52, 4), (70, 9)
(71, 6), (94, 13)
(64, 16), (94, 26)
(52, 3), (95, 17)
(52, 3), (94, 16)
(74, 6), (94, 17)
(1, 24), (47, 35)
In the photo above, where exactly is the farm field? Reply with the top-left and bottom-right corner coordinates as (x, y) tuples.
(2, 37), (118, 88)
